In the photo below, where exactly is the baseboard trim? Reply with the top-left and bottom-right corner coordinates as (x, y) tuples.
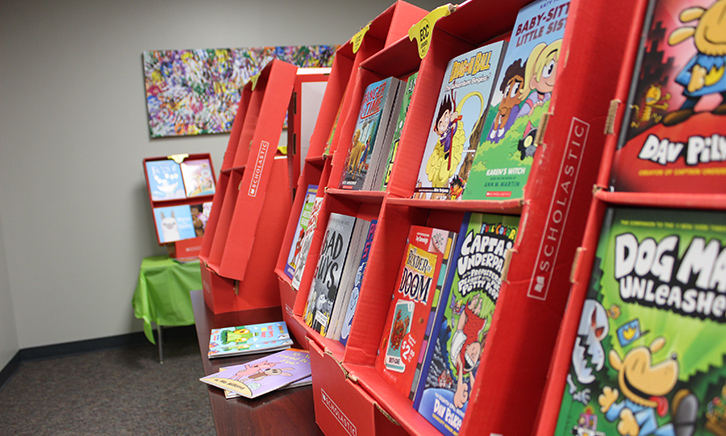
(0, 325), (196, 388)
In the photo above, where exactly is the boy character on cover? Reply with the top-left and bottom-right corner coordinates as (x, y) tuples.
(425, 91), (465, 200)
(487, 59), (526, 144)
(451, 294), (487, 409)
(663, 0), (726, 126)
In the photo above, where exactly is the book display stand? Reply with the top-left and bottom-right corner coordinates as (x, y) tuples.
(199, 59), (298, 314)
(272, 0), (657, 435)
(143, 153), (217, 260)
(534, 0), (726, 434)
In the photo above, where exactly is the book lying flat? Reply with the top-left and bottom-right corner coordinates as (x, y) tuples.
(200, 349), (312, 399)
(207, 321), (293, 359)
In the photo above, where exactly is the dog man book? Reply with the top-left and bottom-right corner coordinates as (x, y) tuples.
(610, 0), (726, 193)
(554, 206), (726, 436)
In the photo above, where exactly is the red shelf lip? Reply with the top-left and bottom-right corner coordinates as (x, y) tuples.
(291, 314), (345, 361)
(385, 196), (524, 214)
(596, 189), (726, 211)
(325, 188), (386, 204)
(304, 154), (329, 167)
(360, 34), (420, 79)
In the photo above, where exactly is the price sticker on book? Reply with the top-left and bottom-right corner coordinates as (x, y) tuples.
(408, 4), (455, 59)
(351, 23), (370, 54)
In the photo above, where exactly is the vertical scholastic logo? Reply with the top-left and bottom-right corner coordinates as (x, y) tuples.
(321, 389), (357, 436)
(528, 117), (589, 301)
(248, 140), (269, 197)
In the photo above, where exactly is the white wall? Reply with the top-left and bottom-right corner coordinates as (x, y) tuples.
(0, 0), (442, 356)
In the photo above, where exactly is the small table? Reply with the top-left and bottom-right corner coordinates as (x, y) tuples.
(132, 255), (201, 362)
(191, 290), (323, 436)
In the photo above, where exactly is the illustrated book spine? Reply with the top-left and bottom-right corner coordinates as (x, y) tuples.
(382, 72), (418, 191)
(284, 185), (319, 280)
(291, 197), (324, 290)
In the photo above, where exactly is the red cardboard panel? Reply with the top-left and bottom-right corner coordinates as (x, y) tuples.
(222, 83), (253, 171)
(201, 261), (237, 314)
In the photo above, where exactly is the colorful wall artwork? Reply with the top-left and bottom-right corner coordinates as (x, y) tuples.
(143, 45), (337, 138)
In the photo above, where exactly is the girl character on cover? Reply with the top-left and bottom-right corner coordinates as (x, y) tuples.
(518, 39), (563, 118)
(425, 91), (465, 199)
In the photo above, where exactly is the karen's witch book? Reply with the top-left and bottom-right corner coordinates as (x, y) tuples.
(302, 213), (358, 335)
(339, 77), (403, 191)
(413, 212), (519, 436)
(375, 225), (457, 398)
(200, 349), (312, 399)
(610, 0), (726, 193)
(207, 321), (293, 359)
(554, 206), (726, 436)
(414, 40), (507, 200)
(463, 0), (570, 200)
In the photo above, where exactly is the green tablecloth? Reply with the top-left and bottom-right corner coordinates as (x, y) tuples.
(132, 255), (201, 344)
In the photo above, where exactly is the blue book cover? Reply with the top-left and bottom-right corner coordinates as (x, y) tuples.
(153, 205), (196, 243)
(208, 321), (293, 358)
(339, 220), (377, 346)
(146, 159), (186, 201)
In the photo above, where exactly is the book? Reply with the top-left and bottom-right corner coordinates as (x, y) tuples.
(190, 201), (212, 238)
(463, 0), (570, 200)
(207, 321), (293, 359)
(553, 206), (726, 436)
(291, 196), (324, 291)
(180, 158), (216, 197)
(302, 212), (358, 335)
(200, 348), (312, 399)
(414, 40), (507, 200)
(339, 219), (378, 346)
(152, 204), (197, 243)
(325, 217), (372, 341)
(223, 374), (312, 399)
(339, 77), (404, 191)
(413, 212), (520, 436)
(374, 225), (457, 398)
(381, 72), (418, 191)
(609, 0), (726, 193)
(284, 185), (319, 280)
(146, 159), (186, 201)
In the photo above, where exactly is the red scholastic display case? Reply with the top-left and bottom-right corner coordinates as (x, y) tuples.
(199, 59), (297, 314)
(143, 153), (217, 260)
(274, 1), (431, 350)
(272, 0), (657, 434)
(535, 0), (726, 434)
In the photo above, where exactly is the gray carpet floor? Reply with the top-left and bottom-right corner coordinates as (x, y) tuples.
(0, 327), (215, 436)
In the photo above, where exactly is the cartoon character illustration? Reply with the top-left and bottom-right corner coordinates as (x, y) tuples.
(518, 39), (562, 118)
(220, 327), (252, 345)
(425, 92), (465, 199)
(631, 84), (671, 128)
(517, 123), (538, 160)
(571, 407), (606, 436)
(663, 0), (726, 126)
(449, 176), (465, 200)
(390, 309), (411, 351)
(230, 359), (281, 381)
(568, 299), (610, 405)
(598, 337), (698, 436)
(346, 129), (367, 177)
(487, 59), (526, 143)
(451, 294), (488, 409)
(706, 382), (726, 433)
(160, 211), (180, 242)
(190, 204), (208, 237)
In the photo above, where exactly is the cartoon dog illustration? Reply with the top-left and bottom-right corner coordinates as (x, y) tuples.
(598, 337), (698, 436)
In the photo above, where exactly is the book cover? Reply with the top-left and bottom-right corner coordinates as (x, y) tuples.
(326, 217), (372, 341)
(463, 0), (570, 200)
(302, 212), (358, 335)
(223, 374), (313, 399)
(413, 212), (520, 436)
(180, 158), (216, 197)
(153, 204), (196, 243)
(200, 349), (312, 399)
(339, 220), (378, 346)
(610, 0), (726, 193)
(554, 206), (726, 436)
(146, 159), (186, 201)
(207, 321), (293, 359)
(291, 196), (324, 291)
(414, 40), (507, 200)
(190, 201), (212, 238)
(339, 77), (402, 191)
(284, 185), (319, 280)
(381, 72), (418, 191)
(374, 225), (457, 398)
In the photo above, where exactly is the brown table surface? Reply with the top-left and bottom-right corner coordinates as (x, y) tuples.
(191, 290), (324, 436)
